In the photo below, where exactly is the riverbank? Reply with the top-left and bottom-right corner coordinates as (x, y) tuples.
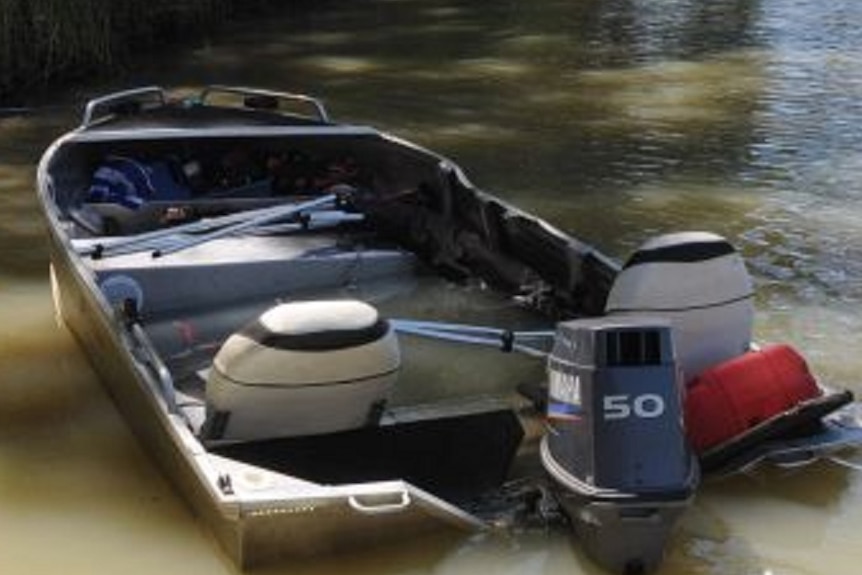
(0, 0), (279, 105)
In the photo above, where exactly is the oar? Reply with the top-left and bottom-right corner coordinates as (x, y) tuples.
(249, 211), (364, 235)
(390, 319), (554, 358)
(80, 196), (338, 259)
(391, 318), (554, 339)
(76, 201), (292, 258)
(83, 209), (363, 258)
(153, 193), (337, 257)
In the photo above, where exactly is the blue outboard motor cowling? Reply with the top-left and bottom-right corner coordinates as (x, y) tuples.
(540, 316), (699, 574)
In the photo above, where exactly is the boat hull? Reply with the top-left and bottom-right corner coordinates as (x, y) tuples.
(47, 227), (247, 558)
(44, 210), (482, 567)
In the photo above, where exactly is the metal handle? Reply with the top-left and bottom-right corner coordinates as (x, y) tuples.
(348, 491), (411, 515)
(128, 322), (179, 414)
(81, 86), (166, 128)
(200, 85), (330, 122)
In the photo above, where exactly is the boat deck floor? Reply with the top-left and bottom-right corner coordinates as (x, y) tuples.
(139, 274), (548, 502)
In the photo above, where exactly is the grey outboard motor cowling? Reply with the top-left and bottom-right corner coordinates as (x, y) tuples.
(540, 316), (699, 574)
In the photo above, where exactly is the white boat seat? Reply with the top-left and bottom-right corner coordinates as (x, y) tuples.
(204, 300), (401, 441)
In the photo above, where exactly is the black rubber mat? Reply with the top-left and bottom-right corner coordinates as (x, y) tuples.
(212, 409), (524, 503)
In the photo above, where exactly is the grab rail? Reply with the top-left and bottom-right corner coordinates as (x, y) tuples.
(80, 86), (167, 128)
(79, 85), (331, 127)
(200, 85), (330, 122)
(348, 490), (411, 516)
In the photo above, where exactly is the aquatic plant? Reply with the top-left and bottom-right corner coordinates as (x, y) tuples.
(0, 0), (239, 102)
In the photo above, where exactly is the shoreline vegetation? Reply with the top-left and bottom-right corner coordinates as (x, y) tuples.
(0, 0), (277, 105)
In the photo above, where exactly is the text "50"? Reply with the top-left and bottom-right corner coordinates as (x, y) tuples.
(603, 394), (666, 420)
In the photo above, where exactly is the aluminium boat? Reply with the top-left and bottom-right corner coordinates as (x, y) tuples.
(36, 86), (862, 574)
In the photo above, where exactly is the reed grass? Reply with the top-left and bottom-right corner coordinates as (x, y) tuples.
(0, 0), (243, 102)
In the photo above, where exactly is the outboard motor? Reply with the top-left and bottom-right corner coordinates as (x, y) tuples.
(540, 316), (699, 574)
(605, 232), (754, 383)
(204, 300), (400, 442)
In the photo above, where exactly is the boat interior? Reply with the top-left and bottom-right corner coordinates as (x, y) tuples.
(42, 97), (622, 506)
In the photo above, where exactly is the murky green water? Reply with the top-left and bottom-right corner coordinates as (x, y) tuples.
(3, 0), (862, 573)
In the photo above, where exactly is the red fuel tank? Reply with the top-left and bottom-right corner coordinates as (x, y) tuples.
(685, 344), (821, 453)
